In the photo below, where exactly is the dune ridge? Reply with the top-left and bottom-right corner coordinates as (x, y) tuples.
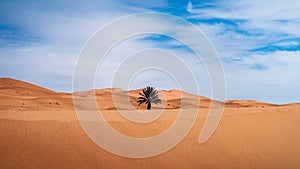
(0, 78), (285, 111)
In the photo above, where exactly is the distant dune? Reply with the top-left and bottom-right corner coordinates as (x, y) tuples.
(0, 78), (282, 111)
(0, 77), (300, 169)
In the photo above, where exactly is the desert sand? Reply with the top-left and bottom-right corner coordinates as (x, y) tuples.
(0, 77), (300, 169)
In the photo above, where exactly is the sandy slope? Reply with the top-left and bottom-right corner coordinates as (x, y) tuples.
(0, 78), (300, 169)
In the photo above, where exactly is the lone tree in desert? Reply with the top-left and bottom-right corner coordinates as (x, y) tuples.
(137, 86), (161, 110)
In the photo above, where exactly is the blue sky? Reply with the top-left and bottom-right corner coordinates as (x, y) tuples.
(1, 0), (300, 104)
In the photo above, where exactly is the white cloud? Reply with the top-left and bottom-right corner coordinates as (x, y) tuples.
(187, 1), (193, 13)
(0, 0), (149, 91)
(183, 0), (300, 103)
(275, 41), (298, 47)
(188, 0), (300, 37)
(189, 0), (300, 20)
(224, 51), (300, 104)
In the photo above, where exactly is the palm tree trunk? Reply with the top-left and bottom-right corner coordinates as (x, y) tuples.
(147, 102), (151, 110)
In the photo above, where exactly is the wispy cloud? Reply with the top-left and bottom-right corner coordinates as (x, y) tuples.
(0, 0), (141, 90)
(189, 0), (300, 20)
(187, 1), (193, 13)
(185, 0), (300, 62)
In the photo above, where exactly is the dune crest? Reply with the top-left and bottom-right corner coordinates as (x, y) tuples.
(0, 78), (288, 111)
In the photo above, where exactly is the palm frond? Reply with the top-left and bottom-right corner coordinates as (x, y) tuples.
(137, 86), (161, 109)
(152, 98), (161, 104)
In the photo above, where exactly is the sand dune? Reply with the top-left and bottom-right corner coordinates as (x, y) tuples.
(0, 78), (300, 169)
(0, 78), (277, 110)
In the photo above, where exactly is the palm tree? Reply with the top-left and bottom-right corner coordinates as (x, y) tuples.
(137, 86), (161, 110)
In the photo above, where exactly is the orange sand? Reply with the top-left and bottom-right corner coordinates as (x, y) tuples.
(0, 78), (299, 169)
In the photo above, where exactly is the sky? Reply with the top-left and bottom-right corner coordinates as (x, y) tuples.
(0, 0), (300, 104)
